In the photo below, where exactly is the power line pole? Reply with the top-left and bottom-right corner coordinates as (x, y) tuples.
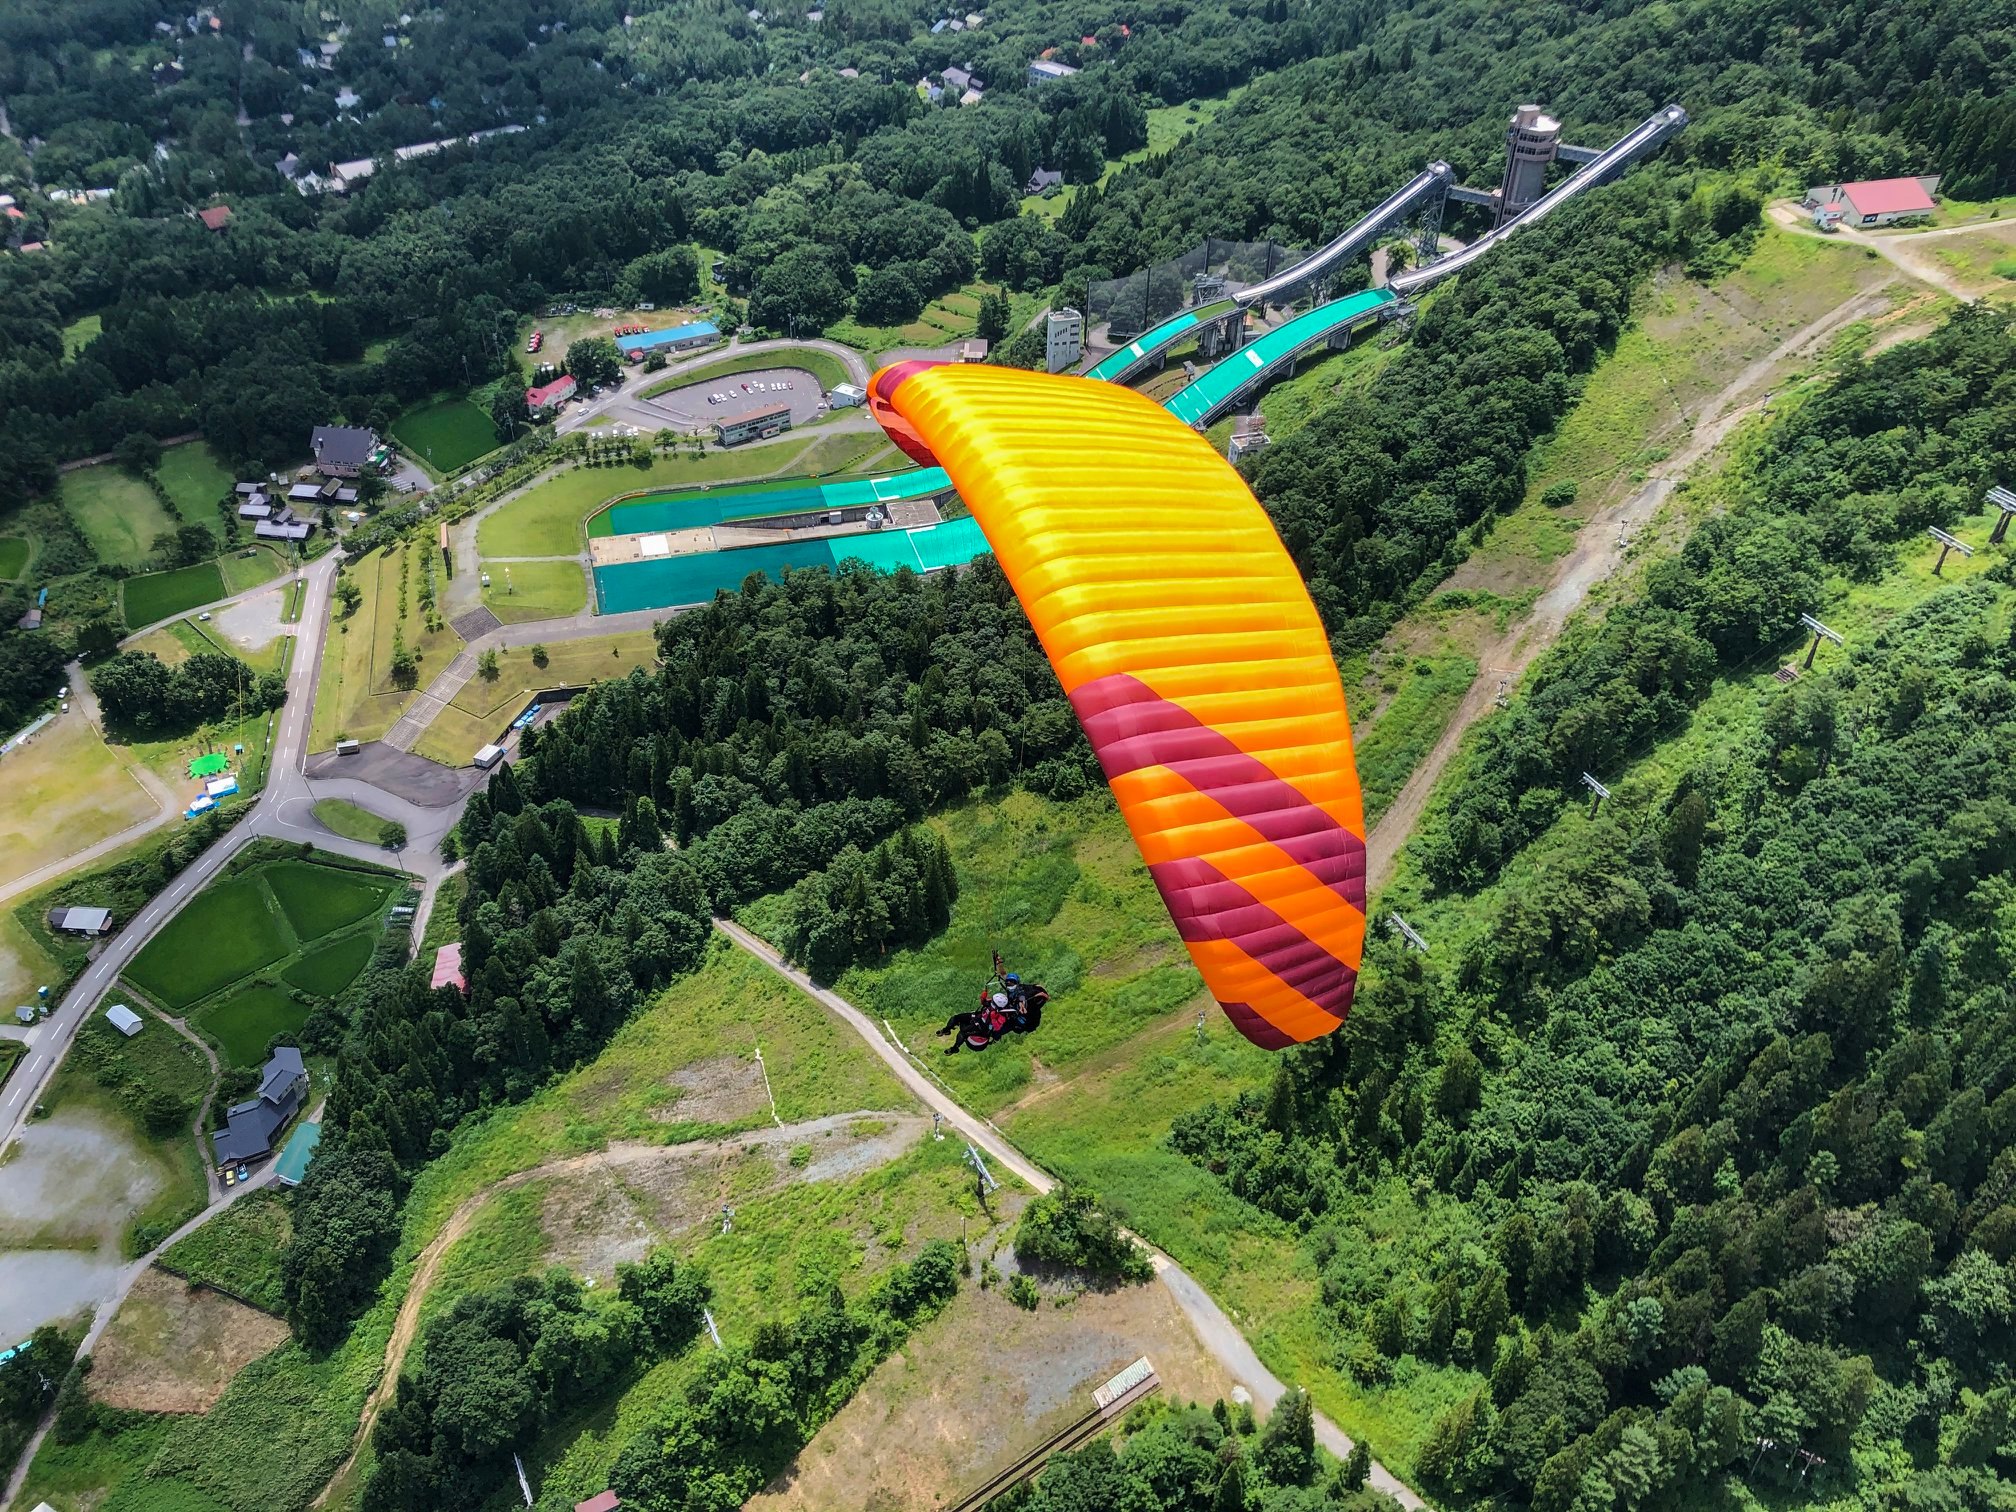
(1386, 913), (1429, 953)
(1987, 485), (2016, 545)
(1580, 771), (1611, 818)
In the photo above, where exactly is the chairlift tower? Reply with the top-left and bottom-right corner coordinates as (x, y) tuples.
(1799, 613), (1843, 671)
(1927, 526), (1973, 576)
(964, 1143), (999, 1196)
(1987, 486), (2016, 545)
(1580, 772), (1611, 817)
(1386, 913), (1429, 954)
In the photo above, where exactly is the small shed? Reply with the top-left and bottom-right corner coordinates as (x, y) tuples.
(51, 906), (113, 935)
(576, 1493), (621, 1512)
(14, 1006), (35, 1025)
(105, 1004), (143, 1037)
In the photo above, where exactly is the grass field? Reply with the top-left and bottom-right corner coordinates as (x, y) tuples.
(419, 872), (466, 953)
(0, 908), (61, 1015)
(281, 932), (374, 997)
(310, 542), (464, 747)
(156, 444), (234, 526)
(265, 859), (396, 938)
(193, 982), (308, 1068)
(1352, 652), (1480, 824)
(826, 279), (1027, 354)
(160, 1187), (293, 1313)
(479, 558), (586, 622)
(61, 464), (178, 567)
(391, 397), (499, 476)
(127, 874), (291, 1009)
(311, 798), (391, 845)
(808, 791), (1237, 1117)
(640, 346), (851, 398)
(62, 312), (103, 356)
(0, 716), (160, 893)
(122, 560), (228, 627)
(219, 547), (287, 596)
(0, 536), (29, 577)
(475, 440), (819, 558)
(412, 631), (657, 766)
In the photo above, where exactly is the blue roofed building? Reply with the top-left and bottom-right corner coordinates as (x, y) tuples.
(615, 322), (720, 358)
(211, 1046), (308, 1165)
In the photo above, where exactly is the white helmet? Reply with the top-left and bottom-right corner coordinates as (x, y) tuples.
(992, 992), (1009, 1008)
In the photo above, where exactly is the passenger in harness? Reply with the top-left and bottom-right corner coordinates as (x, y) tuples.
(934, 954), (1049, 1053)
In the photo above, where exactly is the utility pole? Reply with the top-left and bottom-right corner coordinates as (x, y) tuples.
(1927, 526), (1973, 576)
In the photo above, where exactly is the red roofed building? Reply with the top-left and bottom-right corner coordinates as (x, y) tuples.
(574, 1494), (620, 1512)
(526, 374), (577, 414)
(430, 942), (466, 993)
(197, 205), (232, 230)
(1804, 177), (1939, 228)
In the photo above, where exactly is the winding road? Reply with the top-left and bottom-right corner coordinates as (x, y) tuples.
(713, 919), (1427, 1511)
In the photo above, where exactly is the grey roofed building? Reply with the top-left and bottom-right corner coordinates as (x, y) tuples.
(941, 66), (974, 92)
(235, 480), (263, 494)
(310, 423), (378, 475)
(1026, 167), (1064, 194)
(256, 519), (313, 541)
(239, 500), (273, 519)
(212, 1045), (307, 1164)
(51, 906), (113, 934)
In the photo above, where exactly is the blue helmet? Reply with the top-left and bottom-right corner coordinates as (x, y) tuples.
(1004, 973), (1019, 985)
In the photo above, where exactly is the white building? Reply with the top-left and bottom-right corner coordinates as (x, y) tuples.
(105, 1004), (143, 1037)
(828, 383), (866, 408)
(1046, 308), (1084, 373)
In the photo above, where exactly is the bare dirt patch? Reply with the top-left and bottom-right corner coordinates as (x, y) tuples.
(650, 1054), (768, 1126)
(90, 1268), (288, 1413)
(748, 1267), (1236, 1512)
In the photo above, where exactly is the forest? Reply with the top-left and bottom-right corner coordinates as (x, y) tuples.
(1, 0), (2012, 510)
(1169, 309), (2016, 1509)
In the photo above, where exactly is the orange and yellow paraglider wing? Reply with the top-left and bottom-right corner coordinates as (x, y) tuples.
(870, 361), (1366, 1048)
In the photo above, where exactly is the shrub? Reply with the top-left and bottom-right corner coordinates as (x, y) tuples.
(1014, 1184), (1153, 1282)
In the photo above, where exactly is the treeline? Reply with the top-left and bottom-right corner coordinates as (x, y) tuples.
(522, 559), (1097, 896)
(610, 1240), (961, 1511)
(779, 825), (956, 983)
(1415, 304), (2016, 892)
(1168, 306), (2016, 1508)
(280, 781), (715, 1346)
(364, 1253), (709, 1512)
(89, 649), (287, 734)
(1000, 1391), (1398, 1512)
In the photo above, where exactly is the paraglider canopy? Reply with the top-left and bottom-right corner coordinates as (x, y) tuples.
(868, 361), (1367, 1049)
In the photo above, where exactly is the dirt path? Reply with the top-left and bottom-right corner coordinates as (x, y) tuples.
(307, 1109), (922, 1509)
(153, 1007), (225, 1202)
(1767, 203), (1987, 303)
(713, 920), (1428, 1511)
(1361, 285), (1898, 897)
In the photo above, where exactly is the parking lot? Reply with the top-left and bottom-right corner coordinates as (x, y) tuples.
(610, 366), (832, 435)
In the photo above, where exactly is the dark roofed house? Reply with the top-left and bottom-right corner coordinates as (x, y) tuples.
(941, 65), (974, 92)
(212, 1045), (307, 1165)
(197, 205), (232, 231)
(1025, 167), (1064, 195)
(310, 424), (379, 477)
(234, 480), (263, 495)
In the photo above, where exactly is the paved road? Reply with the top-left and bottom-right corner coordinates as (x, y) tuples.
(0, 554), (446, 1157)
(712, 919), (1425, 1510)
